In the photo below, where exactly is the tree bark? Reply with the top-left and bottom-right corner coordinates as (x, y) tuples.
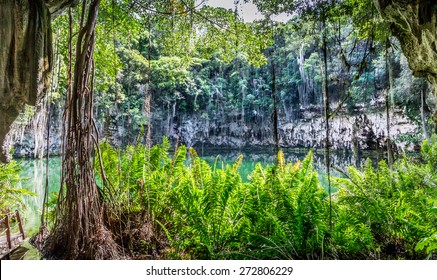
(434, 112), (437, 134)
(145, 14), (152, 149)
(45, 1), (119, 259)
(271, 59), (279, 153)
(321, 12), (332, 233)
(385, 37), (394, 168)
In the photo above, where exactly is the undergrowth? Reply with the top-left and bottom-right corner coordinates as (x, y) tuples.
(92, 136), (437, 259)
(0, 160), (34, 213)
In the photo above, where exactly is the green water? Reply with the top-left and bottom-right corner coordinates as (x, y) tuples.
(18, 157), (62, 236)
(7, 157), (62, 259)
(197, 148), (382, 182)
(16, 148), (381, 240)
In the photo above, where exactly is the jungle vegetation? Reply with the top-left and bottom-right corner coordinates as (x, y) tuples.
(0, 0), (436, 260)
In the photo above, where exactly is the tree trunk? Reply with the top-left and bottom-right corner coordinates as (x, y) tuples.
(420, 86), (429, 140)
(297, 43), (307, 107)
(271, 59), (279, 153)
(385, 37), (394, 168)
(321, 12), (332, 233)
(45, 1), (119, 259)
(241, 70), (246, 125)
(145, 14), (152, 150)
(433, 110), (437, 135)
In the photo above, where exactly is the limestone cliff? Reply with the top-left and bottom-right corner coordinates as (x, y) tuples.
(0, 0), (75, 162)
(11, 106), (422, 158)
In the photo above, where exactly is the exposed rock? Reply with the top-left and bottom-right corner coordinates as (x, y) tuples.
(374, 0), (437, 89)
(374, 0), (437, 130)
(46, 0), (79, 16)
(0, 0), (75, 162)
(11, 105), (420, 158)
(166, 110), (419, 153)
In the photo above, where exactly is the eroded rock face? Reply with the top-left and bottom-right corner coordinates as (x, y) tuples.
(374, 0), (437, 90)
(0, 0), (75, 162)
(11, 109), (421, 158)
(173, 111), (419, 153)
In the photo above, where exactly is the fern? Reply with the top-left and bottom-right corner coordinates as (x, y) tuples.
(0, 160), (35, 211)
(92, 137), (437, 260)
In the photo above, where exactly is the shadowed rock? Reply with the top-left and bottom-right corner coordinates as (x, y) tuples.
(0, 0), (77, 162)
(374, 0), (436, 89)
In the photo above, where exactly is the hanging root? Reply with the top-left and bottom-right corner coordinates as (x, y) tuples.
(82, 223), (123, 260)
(103, 207), (167, 259)
(43, 209), (124, 260)
(41, 0), (125, 260)
(30, 226), (49, 252)
(433, 110), (437, 134)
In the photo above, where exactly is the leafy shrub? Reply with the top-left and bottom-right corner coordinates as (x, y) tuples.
(94, 137), (437, 259)
(245, 151), (328, 259)
(333, 149), (437, 259)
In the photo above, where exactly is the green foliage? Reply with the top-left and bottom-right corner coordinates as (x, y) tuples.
(415, 233), (437, 256)
(94, 137), (437, 259)
(46, 0), (426, 151)
(193, 5), (272, 67)
(96, 138), (249, 258)
(168, 149), (250, 259)
(151, 56), (192, 104)
(333, 150), (437, 258)
(245, 151), (328, 259)
(421, 135), (437, 174)
(0, 160), (34, 211)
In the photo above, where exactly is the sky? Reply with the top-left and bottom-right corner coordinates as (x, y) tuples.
(199, 0), (289, 22)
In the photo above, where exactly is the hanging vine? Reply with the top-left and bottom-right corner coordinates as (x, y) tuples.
(45, 0), (120, 259)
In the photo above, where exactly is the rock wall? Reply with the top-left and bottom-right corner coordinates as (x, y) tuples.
(374, 0), (437, 89)
(11, 106), (421, 158)
(0, 0), (75, 162)
(173, 111), (419, 153)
